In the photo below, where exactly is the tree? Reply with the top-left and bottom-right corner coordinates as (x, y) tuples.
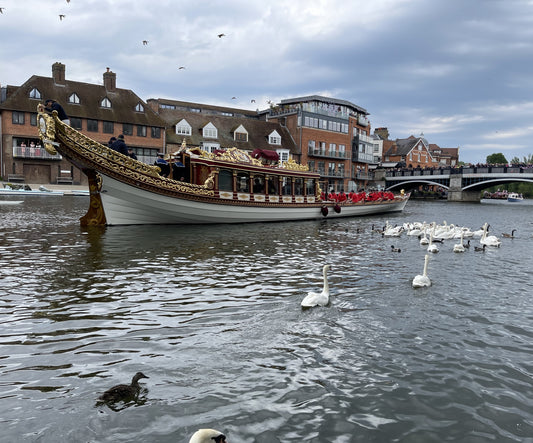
(486, 153), (507, 164)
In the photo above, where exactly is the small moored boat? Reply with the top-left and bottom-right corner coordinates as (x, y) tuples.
(37, 106), (410, 226)
(507, 192), (523, 202)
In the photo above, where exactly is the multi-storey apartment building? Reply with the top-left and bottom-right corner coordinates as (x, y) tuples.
(266, 95), (375, 192)
(0, 63), (166, 185)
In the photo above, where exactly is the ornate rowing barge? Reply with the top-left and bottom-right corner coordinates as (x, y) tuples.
(37, 106), (409, 226)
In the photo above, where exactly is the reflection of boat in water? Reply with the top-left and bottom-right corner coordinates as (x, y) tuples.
(507, 192), (524, 202)
(37, 106), (410, 226)
(0, 200), (24, 205)
(0, 184), (64, 196)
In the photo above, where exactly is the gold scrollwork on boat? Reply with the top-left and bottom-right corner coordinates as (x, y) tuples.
(282, 158), (309, 171)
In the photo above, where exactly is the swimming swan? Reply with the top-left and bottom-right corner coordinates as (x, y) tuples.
(189, 429), (227, 443)
(301, 265), (330, 307)
(412, 254), (431, 288)
(453, 232), (466, 253)
(480, 223), (501, 247)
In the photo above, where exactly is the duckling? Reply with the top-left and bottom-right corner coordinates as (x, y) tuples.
(502, 229), (516, 238)
(99, 372), (149, 403)
(390, 245), (401, 252)
(474, 244), (486, 252)
(189, 429), (227, 443)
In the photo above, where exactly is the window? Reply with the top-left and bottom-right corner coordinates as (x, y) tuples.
(12, 111), (24, 125)
(151, 127), (161, 138)
(235, 132), (247, 141)
(29, 88), (41, 99)
(123, 123), (133, 136)
(269, 130), (281, 145)
(329, 143), (336, 156)
(339, 144), (346, 157)
(203, 122), (217, 138)
(103, 121), (114, 134)
(30, 113), (37, 126)
(101, 97), (112, 108)
(135, 102), (144, 112)
(137, 125), (147, 137)
(219, 169), (233, 191)
(176, 119), (192, 136)
(71, 117), (82, 130)
(68, 93), (80, 104)
(202, 142), (220, 153)
(87, 119), (98, 132)
(278, 150), (289, 164)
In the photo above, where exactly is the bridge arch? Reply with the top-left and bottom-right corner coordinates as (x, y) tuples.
(386, 179), (449, 191)
(462, 177), (533, 192)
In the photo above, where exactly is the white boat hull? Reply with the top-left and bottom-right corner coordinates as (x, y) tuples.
(100, 175), (409, 225)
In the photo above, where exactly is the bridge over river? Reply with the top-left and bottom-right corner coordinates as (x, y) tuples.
(383, 166), (533, 201)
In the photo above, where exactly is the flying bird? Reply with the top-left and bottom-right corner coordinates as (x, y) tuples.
(59, 14), (65, 20)
(0, 7), (5, 13)
(217, 33), (226, 38)
(142, 40), (148, 45)
(251, 99), (256, 103)
(231, 97), (236, 100)
(178, 66), (186, 70)
(66, 0), (70, 3)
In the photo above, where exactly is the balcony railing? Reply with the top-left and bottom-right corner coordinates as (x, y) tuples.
(308, 149), (348, 159)
(12, 145), (62, 160)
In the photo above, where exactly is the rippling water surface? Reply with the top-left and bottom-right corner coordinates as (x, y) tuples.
(1, 196), (533, 442)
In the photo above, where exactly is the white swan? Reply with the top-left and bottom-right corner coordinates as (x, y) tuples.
(453, 232), (465, 253)
(189, 429), (227, 443)
(480, 223), (501, 247)
(301, 265), (330, 307)
(427, 233), (439, 253)
(412, 255), (431, 288)
(419, 231), (429, 245)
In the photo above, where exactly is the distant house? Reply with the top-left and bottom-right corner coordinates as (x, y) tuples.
(380, 130), (459, 169)
(0, 62), (166, 185)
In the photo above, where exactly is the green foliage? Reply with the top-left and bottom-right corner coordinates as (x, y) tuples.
(486, 153), (507, 164)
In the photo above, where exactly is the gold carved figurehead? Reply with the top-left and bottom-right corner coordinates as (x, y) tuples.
(36, 104), (58, 155)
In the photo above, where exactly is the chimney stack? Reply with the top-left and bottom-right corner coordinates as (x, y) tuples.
(52, 62), (66, 85)
(374, 127), (389, 140)
(103, 67), (116, 92)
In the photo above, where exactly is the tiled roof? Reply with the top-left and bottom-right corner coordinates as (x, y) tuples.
(161, 109), (299, 154)
(148, 98), (258, 118)
(0, 76), (166, 127)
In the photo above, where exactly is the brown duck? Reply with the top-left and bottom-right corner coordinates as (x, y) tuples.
(99, 372), (149, 402)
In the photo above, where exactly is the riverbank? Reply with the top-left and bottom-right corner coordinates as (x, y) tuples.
(1, 182), (89, 195)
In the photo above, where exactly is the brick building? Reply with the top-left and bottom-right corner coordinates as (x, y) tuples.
(0, 62), (166, 185)
(266, 95), (377, 192)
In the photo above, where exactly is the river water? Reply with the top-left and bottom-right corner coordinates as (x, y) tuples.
(1, 196), (532, 443)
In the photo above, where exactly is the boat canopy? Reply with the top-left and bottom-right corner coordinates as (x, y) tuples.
(251, 148), (280, 162)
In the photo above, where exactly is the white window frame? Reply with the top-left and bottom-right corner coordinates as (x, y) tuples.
(203, 122), (218, 139)
(176, 119), (192, 136)
(268, 130), (281, 145)
(101, 97), (112, 108)
(234, 124), (248, 142)
(202, 142), (220, 153)
(135, 102), (144, 112)
(68, 93), (80, 104)
(29, 88), (41, 99)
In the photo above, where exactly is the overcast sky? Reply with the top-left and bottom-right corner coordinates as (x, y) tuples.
(1, 0), (533, 164)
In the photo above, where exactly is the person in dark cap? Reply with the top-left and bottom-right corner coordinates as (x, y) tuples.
(107, 137), (117, 148)
(154, 153), (170, 177)
(127, 147), (138, 160)
(110, 134), (128, 155)
(44, 99), (70, 125)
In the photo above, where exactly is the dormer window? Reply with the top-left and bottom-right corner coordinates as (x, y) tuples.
(203, 122), (218, 138)
(135, 102), (144, 112)
(176, 119), (192, 136)
(234, 124), (248, 142)
(268, 130), (281, 145)
(29, 88), (41, 99)
(68, 93), (80, 104)
(100, 97), (112, 108)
